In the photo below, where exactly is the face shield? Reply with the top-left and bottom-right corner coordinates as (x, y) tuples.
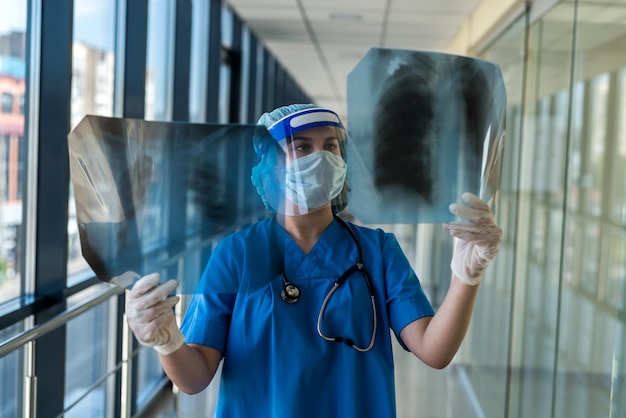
(252, 107), (349, 216)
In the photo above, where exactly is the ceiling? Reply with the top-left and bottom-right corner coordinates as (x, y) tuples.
(226, 0), (485, 120)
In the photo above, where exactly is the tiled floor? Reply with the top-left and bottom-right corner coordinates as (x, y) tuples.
(142, 342), (477, 418)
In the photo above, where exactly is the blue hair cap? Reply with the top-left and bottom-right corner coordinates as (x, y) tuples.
(253, 103), (318, 157)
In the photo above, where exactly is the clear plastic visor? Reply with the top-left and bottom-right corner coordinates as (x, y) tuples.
(264, 125), (348, 216)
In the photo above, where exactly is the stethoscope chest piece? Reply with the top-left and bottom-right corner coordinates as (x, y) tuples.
(273, 215), (377, 351)
(280, 277), (301, 304)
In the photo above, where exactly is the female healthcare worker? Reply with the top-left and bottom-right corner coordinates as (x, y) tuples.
(125, 104), (503, 417)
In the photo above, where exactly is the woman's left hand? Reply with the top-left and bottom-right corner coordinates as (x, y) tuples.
(443, 192), (502, 285)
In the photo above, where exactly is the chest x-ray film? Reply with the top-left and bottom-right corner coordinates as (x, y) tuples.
(346, 48), (506, 224)
(68, 116), (261, 287)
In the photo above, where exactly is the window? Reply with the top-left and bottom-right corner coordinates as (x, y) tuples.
(145, 0), (175, 121)
(218, 6), (233, 123)
(584, 73), (609, 215)
(64, 290), (114, 417)
(568, 81), (585, 211)
(0, 323), (25, 418)
(0, 0), (27, 305)
(613, 68), (626, 222)
(1, 93), (12, 113)
(189, 0), (210, 123)
(0, 135), (9, 201)
(68, 0), (117, 281)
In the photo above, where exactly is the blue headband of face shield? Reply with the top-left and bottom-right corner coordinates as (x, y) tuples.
(267, 107), (346, 144)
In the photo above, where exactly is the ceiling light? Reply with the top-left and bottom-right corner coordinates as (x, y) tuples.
(329, 13), (362, 21)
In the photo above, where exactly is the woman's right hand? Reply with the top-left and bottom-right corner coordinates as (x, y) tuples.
(125, 273), (184, 355)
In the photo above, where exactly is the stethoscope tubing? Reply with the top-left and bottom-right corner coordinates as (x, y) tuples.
(316, 283), (377, 352)
(273, 214), (378, 352)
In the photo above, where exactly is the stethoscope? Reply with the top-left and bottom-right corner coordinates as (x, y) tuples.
(275, 215), (377, 352)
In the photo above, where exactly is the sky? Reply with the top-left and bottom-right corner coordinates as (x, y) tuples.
(73, 0), (117, 50)
(0, 0), (27, 34)
(0, 0), (115, 51)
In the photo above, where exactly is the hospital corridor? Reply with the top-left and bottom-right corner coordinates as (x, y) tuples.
(1, 0), (626, 417)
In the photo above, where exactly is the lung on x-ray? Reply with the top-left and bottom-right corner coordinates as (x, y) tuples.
(346, 48), (506, 224)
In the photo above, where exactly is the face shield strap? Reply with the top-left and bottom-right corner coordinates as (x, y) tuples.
(267, 108), (346, 143)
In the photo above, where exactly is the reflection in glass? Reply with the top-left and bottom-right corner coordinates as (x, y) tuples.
(585, 73), (609, 215)
(533, 97), (554, 193)
(546, 209), (563, 298)
(613, 69), (626, 222)
(529, 205), (546, 264)
(507, 5), (576, 416)
(610, 316), (626, 416)
(604, 229), (626, 308)
(550, 91), (570, 205)
(189, 0), (210, 123)
(67, 116), (260, 288)
(552, 2), (626, 417)
(563, 220), (582, 287)
(0, 0), (27, 304)
(347, 48), (506, 224)
(580, 222), (600, 295)
(568, 81), (585, 211)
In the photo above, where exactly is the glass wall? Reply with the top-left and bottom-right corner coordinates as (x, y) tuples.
(448, 1), (626, 417)
(68, 0), (118, 281)
(391, 1), (626, 417)
(219, 5), (233, 124)
(0, 1), (309, 418)
(0, 323), (24, 418)
(64, 286), (116, 418)
(145, 0), (175, 121)
(189, 0), (210, 123)
(0, 0), (27, 304)
(552, 0), (626, 416)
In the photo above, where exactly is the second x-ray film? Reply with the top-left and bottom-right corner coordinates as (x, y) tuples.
(68, 116), (261, 287)
(347, 48), (506, 224)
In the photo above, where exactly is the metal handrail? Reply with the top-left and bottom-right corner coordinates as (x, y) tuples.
(0, 217), (263, 359)
(0, 285), (125, 358)
(0, 232), (221, 358)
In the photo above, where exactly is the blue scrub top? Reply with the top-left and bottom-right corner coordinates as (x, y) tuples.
(181, 217), (434, 418)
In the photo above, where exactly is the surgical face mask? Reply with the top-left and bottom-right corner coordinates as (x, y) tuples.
(284, 151), (346, 213)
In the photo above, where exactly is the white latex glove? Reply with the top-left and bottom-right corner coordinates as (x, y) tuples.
(443, 192), (502, 286)
(125, 273), (184, 355)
